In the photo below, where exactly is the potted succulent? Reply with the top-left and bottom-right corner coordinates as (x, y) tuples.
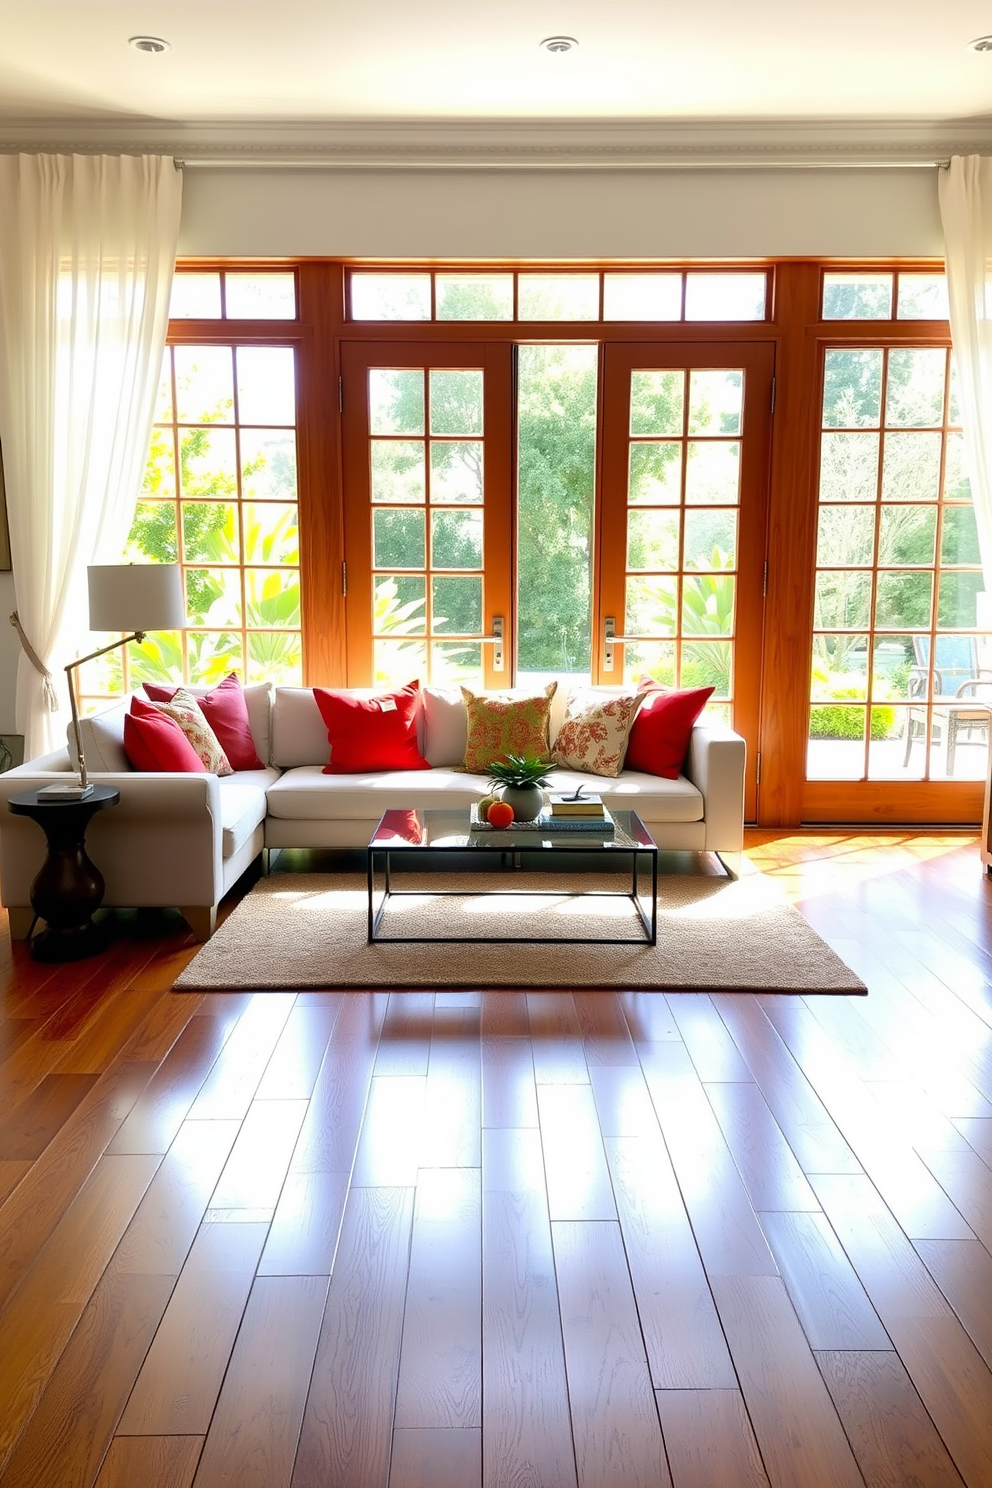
(487, 753), (554, 822)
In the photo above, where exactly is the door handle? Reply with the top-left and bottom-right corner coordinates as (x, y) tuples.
(481, 615), (504, 671)
(603, 616), (634, 673)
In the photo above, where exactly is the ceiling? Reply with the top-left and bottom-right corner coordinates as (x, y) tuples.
(4, 1), (992, 166)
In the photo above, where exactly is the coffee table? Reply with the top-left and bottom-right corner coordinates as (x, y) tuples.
(367, 807), (658, 945)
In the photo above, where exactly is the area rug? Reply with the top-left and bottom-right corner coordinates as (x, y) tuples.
(173, 869), (867, 994)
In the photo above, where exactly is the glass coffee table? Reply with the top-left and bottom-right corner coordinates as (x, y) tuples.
(367, 807), (658, 945)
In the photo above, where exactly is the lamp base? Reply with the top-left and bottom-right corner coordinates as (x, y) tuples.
(37, 782), (95, 800)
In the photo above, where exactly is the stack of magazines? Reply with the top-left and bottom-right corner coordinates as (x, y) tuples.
(542, 793), (615, 835)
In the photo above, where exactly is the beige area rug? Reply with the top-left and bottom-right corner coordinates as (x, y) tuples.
(173, 868), (867, 994)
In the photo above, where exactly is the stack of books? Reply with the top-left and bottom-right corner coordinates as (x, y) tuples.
(543, 793), (614, 835)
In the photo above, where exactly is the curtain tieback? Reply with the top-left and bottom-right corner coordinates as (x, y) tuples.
(8, 612), (59, 712)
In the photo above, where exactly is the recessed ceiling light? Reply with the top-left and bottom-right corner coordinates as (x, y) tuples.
(968, 35), (992, 52)
(540, 36), (578, 54)
(129, 35), (170, 54)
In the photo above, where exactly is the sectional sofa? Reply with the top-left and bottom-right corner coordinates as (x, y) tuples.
(0, 680), (746, 942)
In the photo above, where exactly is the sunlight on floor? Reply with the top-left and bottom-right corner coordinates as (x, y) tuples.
(744, 830), (980, 903)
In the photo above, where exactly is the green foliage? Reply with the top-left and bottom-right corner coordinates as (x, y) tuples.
(809, 668), (896, 740)
(487, 754), (554, 789)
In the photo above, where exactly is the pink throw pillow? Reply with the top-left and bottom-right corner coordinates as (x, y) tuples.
(624, 685), (714, 778)
(124, 700), (208, 773)
(144, 672), (263, 770)
(313, 681), (430, 774)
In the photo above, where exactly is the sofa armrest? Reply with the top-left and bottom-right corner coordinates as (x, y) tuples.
(685, 725), (746, 853)
(0, 759), (226, 910)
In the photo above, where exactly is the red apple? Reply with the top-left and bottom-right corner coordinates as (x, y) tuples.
(486, 799), (515, 828)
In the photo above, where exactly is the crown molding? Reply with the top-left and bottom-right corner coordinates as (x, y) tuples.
(2, 115), (992, 168)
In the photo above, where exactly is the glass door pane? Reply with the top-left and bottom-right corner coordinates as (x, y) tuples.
(600, 343), (774, 819)
(341, 342), (512, 689)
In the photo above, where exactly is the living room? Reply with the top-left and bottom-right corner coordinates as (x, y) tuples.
(2, 6), (992, 1488)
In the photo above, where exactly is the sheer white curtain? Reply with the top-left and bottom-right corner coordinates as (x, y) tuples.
(0, 153), (182, 756)
(939, 156), (992, 592)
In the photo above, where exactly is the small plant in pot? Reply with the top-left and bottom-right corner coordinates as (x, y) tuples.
(487, 753), (554, 822)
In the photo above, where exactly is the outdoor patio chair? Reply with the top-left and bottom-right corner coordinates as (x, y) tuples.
(903, 634), (992, 773)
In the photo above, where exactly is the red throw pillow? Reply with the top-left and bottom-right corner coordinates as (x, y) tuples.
(313, 681), (430, 774)
(624, 685), (714, 778)
(144, 672), (263, 770)
(124, 699), (208, 773)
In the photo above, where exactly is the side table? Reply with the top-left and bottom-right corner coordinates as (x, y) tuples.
(7, 785), (120, 962)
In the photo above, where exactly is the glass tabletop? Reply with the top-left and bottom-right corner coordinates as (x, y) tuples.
(369, 807), (656, 853)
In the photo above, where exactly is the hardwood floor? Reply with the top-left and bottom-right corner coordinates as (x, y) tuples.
(2, 830), (992, 1486)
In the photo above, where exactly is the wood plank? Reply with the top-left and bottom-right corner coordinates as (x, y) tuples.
(704, 1080), (820, 1212)
(917, 1147), (992, 1250)
(667, 993), (753, 1081)
(571, 989), (638, 1066)
(914, 1238), (992, 1372)
(287, 991), (387, 1176)
(526, 991), (588, 1084)
(388, 1428), (481, 1488)
(637, 1041), (777, 1277)
(758, 1208), (890, 1350)
(536, 1082), (616, 1222)
(374, 990), (434, 1077)
(709, 1274), (865, 1488)
(617, 989), (682, 1044)
(292, 1186), (414, 1488)
(257, 1168), (351, 1276)
(185, 994), (297, 1119)
(0, 1059), (156, 1310)
(481, 1128), (576, 1488)
(206, 1099), (308, 1213)
(553, 1219), (672, 1488)
(193, 1275), (328, 1488)
(107, 1014), (234, 1156)
(655, 1389), (771, 1488)
(111, 1119), (240, 1275)
(880, 1315), (992, 1488)
(254, 998), (343, 1099)
(480, 1034), (538, 1129)
(605, 1134), (737, 1389)
(815, 1348), (968, 1488)
(394, 1167), (481, 1429)
(421, 1005), (481, 1167)
(479, 988), (530, 1036)
(94, 1436), (203, 1488)
(711, 994), (863, 1175)
(118, 1221), (268, 1435)
(0, 1159), (29, 1205)
(350, 1077), (427, 1187)
(588, 1064), (660, 1138)
(0, 1154), (161, 1471)
(0, 1270), (176, 1488)
(0, 1073), (98, 1159)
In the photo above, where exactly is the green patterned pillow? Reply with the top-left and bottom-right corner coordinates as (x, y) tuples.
(460, 684), (557, 773)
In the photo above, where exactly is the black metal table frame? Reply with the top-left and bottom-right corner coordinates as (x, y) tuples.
(367, 816), (659, 946)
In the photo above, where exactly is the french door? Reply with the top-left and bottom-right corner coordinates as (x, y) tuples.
(341, 337), (773, 817)
(598, 344), (774, 819)
(340, 341), (514, 689)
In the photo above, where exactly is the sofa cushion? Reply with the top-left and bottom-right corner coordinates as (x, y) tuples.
(73, 701), (130, 772)
(625, 685), (714, 778)
(144, 673), (264, 770)
(552, 689), (644, 777)
(270, 687), (332, 767)
(266, 766), (490, 821)
(123, 703), (208, 773)
(314, 681), (430, 773)
(460, 683), (557, 773)
(422, 685), (468, 767)
(217, 772), (273, 857)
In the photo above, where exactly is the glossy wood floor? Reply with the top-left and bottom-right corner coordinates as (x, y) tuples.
(2, 830), (992, 1487)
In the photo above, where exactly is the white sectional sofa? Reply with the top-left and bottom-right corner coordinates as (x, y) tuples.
(0, 681), (746, 942)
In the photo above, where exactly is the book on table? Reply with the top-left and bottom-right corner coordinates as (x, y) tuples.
(547, 792), (606, 817)
(540, 807), (615, 835)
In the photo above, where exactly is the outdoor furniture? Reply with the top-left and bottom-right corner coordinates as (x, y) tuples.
(903, 635), (992, 773)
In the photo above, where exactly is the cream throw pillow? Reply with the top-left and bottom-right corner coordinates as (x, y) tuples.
(552, 689), (644, 777)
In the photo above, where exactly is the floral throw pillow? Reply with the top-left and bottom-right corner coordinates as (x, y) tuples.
(460, 683), (557, 773)
(144, 689), (233, 776)
(552, 689), (644, 778)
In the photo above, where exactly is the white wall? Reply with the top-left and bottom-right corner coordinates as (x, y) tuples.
(0, 164), (945, 734)
(177, 165), (944, 259)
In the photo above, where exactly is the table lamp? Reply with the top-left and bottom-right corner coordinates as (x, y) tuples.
(60, 564), (185, 798)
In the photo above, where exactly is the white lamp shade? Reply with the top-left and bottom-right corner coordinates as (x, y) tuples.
(87, 564), (185, 633)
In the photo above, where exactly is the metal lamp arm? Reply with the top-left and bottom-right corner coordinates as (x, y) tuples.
(66, 631), (145, 789)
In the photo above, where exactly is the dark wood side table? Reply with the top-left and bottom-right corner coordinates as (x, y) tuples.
(7, 785), (120, 962)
